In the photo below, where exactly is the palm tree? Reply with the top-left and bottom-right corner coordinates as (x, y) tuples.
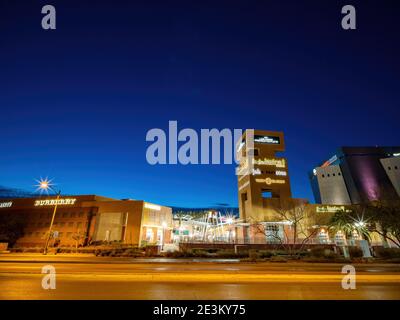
(329, 209), (370, 242)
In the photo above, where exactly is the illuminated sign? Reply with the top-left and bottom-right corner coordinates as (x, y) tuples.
(321, 155), (338, 168)
(393, 153), (400, 157)
(252, 168), (262, 175)
(253, 158), (286, 168)
(275, 170), (287, 176)
(316, 205), (352, 213)
(255, 178), (286, 185)
(0, 201), (12, 208)
(253, 135), (280, 145)
(34, 198), (77, 206)
(145, 203), (161, 211)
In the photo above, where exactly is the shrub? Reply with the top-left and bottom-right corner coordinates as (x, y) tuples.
(121, 248), (143, 257)
(215, 249), (240, 259)
(308, 247), (339, 260)
(191, 249), (210, 257)
(348, 247), (363, 258)
(258, 250), (274, 258)
(164, 249), (195, 258)
(248, 250), (261, 261)
(374, 247), (400, 259)
(270, 256), (287, 262)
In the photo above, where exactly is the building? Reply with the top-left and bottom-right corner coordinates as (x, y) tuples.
(310, 147), (400, 205)
(236, 129), (306, 243)
(0, 195), (172, 248)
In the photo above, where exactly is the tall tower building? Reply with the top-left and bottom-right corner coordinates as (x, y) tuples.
(237, 130), (293, 222)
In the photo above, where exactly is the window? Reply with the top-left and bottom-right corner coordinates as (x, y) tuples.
(68, 222), (74, 228)
(79, 212), (84, 218)
(327, 174), (330, 177)
(265, 225), (279, 232)
(262, 191), (272, 198)
(322, 174), (325, 178)
(248, 148), (259, 156)
(59, 222), (65, 228)
(388, 167), (391, 170)
(146, 228), (154, 242)
(63, 212), (69, 218)
(395, 166), (398, 170)
(333, 173), (336, 176)
(338, 172), (341, 176)
(66, 232), (73, 239)
(76, 222), (83, 229)
(70, 212), (76, 218)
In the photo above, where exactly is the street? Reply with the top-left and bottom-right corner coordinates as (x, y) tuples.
(1, 255), (400, 299)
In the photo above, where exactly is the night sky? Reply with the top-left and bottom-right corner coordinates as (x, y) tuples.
(1, 0), (399, 207)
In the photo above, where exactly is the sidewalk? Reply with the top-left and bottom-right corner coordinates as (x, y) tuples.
(0, 253), (240, 264)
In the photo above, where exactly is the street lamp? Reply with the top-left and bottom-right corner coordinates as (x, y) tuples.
(161, 221), (167, 251)
(36, 178), (61, 255)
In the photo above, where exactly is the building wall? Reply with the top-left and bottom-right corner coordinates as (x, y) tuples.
(314, 165), (351, 205)
(93, 212), (124, 242)
(141, 203), (173, 245)
(0, 195), (172, 248)
(310, 147), (400, 204)
(380, 157), (400, 197)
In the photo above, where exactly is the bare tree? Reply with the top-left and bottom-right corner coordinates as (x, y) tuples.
(252, 201), (330, 255)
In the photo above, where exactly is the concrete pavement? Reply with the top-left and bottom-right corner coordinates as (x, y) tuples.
(1, 255), (400, 299)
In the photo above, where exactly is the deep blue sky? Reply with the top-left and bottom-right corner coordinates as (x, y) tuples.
(0, 0), (399, 207)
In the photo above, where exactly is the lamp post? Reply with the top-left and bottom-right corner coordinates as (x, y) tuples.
(161, 221), (167, 251)
(36, 179), (61, 255)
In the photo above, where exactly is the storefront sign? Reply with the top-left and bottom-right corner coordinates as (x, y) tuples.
(252, 158), (286, 168)
(0, 201), (12, 208)
(275, 170), (287, 176)
(255, 178), (286, 185)
(254, 135), (280, 144)
(316, 205), (352, 213)
(321, 155), (338, 168)
(34, 198), (77, 206)
(145, 203), (161, 211)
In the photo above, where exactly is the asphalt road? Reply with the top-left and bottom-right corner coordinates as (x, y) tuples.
(1, 255), (400, 300)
